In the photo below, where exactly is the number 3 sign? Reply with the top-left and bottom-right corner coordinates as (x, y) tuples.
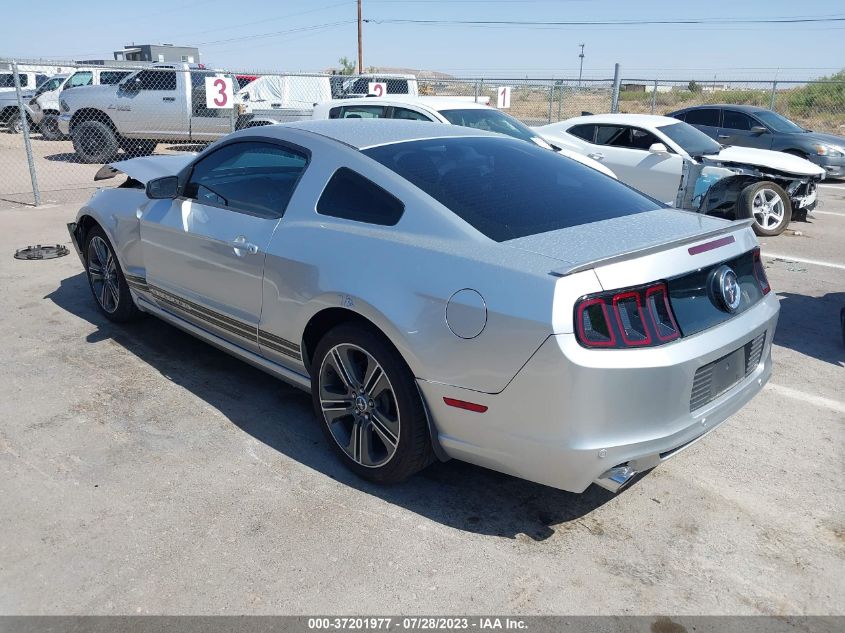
(368, 82), (387, 97)
(205, 76), (234, 109)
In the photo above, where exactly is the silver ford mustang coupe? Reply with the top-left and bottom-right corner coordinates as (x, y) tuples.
(68, 120), (779, 493)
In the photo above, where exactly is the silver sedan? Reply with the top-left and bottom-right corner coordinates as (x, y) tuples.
(67, 120), (779, 493)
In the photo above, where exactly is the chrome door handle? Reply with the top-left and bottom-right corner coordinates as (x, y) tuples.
(717, 134), (730, 139)
(229, 235), (259, 256)
(162, 97), (175, 102)
(587, 153), (604, 161)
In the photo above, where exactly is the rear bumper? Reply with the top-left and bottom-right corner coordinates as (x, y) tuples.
(419, 292), (780, 493)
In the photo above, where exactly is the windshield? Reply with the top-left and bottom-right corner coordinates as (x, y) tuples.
(438, 108), (538, 143)
(752, 110), (805, 133)
(657, 121), (722, 156)
(34, 77), (66, 96)
(363, 136), (660, 242)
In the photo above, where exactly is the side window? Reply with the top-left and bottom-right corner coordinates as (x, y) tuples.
(68, 71), (93, 88)
(722, 110), (754, 131)
(340, 105), (387, 119)
(595, 125), (627, 146)
(684, 108), (720, 127)
(19, 75), (28, 87)
(385, 79), (409, 94)
(567, 124), (596, 142)
(673, 111), (686, 122)
(317, 168), (404, 226)
(625, 127), (660, 150)
(328, 106), (342, 119)
(135, 69), (177, 91)
(391, 107), (432, 121)
(36, 74), (48, 86)
(100, 71), (129, 85)
(184, 142), (308, 218)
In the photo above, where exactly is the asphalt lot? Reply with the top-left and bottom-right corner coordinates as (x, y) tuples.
(0, 158), (843, 614)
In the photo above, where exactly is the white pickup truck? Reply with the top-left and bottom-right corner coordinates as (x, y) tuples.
(57, 64), (244, 163)
(27, 68), (132, 139)
(0, 70), (49, 131)
(58, 64), (320, 163)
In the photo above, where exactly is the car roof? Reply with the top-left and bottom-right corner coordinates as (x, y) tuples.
(279, 118), (500, 149)
(318, 96), (492, 112)
(563, 113), (678, 127)
(678, 104), (774, 114)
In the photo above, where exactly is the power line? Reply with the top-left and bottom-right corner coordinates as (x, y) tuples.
(199, 20), (356, 47)
(364, 15), (845, 27)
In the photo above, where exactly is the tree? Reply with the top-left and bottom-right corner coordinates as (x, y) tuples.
(337, 57), (356, 75)
(688, 80), (702, 93)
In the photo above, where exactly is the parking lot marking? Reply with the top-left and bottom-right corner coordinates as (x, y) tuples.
(763, 253), (845, 271)
(819, 184), (845, 190)
(766, 383), (845, 415)
(811, 210), (845, 217)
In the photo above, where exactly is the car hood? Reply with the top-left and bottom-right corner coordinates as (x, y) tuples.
(800, 131), (845, 148)
(94, 154), (196, 185)
(503, 208), (733, 272)
(702, 145), (825, 177)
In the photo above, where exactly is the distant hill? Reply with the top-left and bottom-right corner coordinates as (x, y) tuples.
(321, 66), (455, 79)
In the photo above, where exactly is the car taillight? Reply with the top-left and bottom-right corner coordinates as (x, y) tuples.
(575, 282), (680, 349)
(752, 247), (770, 295)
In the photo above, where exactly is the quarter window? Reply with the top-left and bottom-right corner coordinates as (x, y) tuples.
(684, 108), (720, 127)
(184, 141), (308, 218)
(317, 168), (404, 226)
(340, 105), (387, 119)
(391, 107), (431, 121)
(722, 110), (756, 131)
(567, 123), (596, 142)
(604, 126), (660, 150)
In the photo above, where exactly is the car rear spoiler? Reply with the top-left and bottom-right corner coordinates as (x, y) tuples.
(550, 218), (754, 277)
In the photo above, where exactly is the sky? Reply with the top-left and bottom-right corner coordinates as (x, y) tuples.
(2, 0), (843, 81)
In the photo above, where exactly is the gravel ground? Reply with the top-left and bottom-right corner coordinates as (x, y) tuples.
(0, 177), (842, 615)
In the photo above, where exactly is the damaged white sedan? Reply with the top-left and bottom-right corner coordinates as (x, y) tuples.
(535, 114), (825, 236)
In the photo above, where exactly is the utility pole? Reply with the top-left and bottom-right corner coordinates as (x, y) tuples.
(577, 43), (585, 87)
(357, 0), (364, 74)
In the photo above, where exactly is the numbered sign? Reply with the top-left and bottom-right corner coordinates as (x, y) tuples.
(205, 76), (234, 109)
(368, 82), (387, 97)
(497, 86), (512, 109)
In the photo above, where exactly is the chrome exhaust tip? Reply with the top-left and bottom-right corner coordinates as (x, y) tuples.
(594, 463), (637, 493)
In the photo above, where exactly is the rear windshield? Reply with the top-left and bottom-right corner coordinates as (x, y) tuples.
(363, 136), (661, 242)
(438, 108), (536, 143)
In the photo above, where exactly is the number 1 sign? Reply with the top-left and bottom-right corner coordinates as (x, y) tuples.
(205, 76), (234, 109)
(497, 86), (512, 109)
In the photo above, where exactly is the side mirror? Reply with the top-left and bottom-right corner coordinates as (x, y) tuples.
(146, 176), (179, 199)
(648, 142), (669, 154)
(750, 125), (767, 135)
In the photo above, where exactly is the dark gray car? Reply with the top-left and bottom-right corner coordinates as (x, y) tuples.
(669, 104), (845, 179)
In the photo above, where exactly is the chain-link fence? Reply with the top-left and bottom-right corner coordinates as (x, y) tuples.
(2, 57), (844, 208)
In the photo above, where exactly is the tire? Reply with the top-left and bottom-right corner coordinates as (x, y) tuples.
(83, 226), (140, 323)
(736, 181), (792, 237)
(6, 111), (23, 134)
(72, 120), (119, 164)
(120, 138), (157, 158)
(39, 114), (64, 140)
(311, 323), (433, 484)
